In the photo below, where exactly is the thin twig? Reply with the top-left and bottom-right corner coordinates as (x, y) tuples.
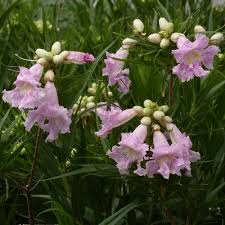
(169, 72), (174, 107)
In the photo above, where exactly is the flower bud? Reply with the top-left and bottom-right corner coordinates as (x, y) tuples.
(143, 107), (153, 116)
(88, 87), (96, 95)
(141, 117), (152, 126)
(35, 48), (47, 58)
(158, 105), (169, 113)
(80, 108), (86, 113)
(144, 100), (152, 108)
(53, 55), (63, 64)
(160, 38), (170, 49)
(133, 19), (144, 33)
(152, 124), (161, 131)
(92, 82), (97, 89)
(72, 104), (79, 112)
(210, 33), (224, 45)
(37, 58), (48, 67)
(44, 70), (55, 82)
(194, 25), (205, 33)
(108, 91), (113, 97)
(51, 41), (61, 55)
(87, 96), (95, 103)
(159, 17), (174, 34)
(60, 51), (69, 59)
(133, 106), (143, 115)
(164, 116), (173, 123)
(148, 33), (162, 44)
(45, 52), (54, 61)
(122, 38), (137, 48)
(170, 32), (185, 43)
(153, 111), (165, 120)
(86, 102), (95, 109)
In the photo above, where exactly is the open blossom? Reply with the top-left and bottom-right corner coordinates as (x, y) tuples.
(66, 51), (95, 64)
(172, 34), (220, 82)
(107, 124), (149, 174)
(25, 82), (72, 142)
(95, 104), (137, 138)
(103, 47), (131, 94)
(2, 64), (44, 109)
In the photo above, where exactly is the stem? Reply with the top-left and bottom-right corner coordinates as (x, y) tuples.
(169, 73), (174, 107)
(25, 127), (41, 225)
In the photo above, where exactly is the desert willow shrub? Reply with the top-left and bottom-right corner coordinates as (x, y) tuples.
(2, 41), (95, 141)
(95, 17), (224, 180)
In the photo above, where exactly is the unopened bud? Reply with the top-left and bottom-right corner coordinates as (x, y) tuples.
(148, 33), (162, 44)
(35, 48), (47, 58)
(170, 32), (185, 43)
(86, 102), (95, 109)
(44, 70), (55, 82)
(60, 51), (69, 59)
(45, 52), (54, 61)
(194, 25), (205, 33)
(153, 111), (165, 120)
(87, 96), (95, 103)
(88, 87), (96, 95)
(143, 108), (153, 116)
(133, 19), (144, 33)
(210, 33), (224, 45)
(108, 91), (113, 97)
(141, 117), (152, 126)
(37, 58), (48, 67)
(159, 17), (174, 34)
(122, 38), (137, 48)
(51, 41), (61, 55)
(164, 116), (173, 123)
(72, 104), (79, 112)
(160, 38), (170, 49)
(152, 124), (161, 131)
(158, 105), (169, 113)
(133, 106), (143, 115)
(53, 55), (63, 64)
(144, 99), (153, 108)
(92, 82), (97, 89)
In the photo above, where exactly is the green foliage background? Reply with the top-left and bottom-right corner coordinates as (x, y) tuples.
(0, 0), (225, 224)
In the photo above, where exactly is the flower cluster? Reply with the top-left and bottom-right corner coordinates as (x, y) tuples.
(95, 100), (200, 179)
(3, 41), (95, 141)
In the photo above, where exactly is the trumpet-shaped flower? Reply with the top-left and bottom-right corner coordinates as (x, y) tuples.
(95, 104), (137, 137)
(107, 124), (149, 174)
(103, 47), (131, 94)
(2, 64), (44, 109)
(172, 34), (220, 82)
(25, 82), (72, 142)
(66, 51), (95, 64)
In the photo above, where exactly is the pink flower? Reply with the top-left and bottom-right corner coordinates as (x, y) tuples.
(95, 104), (137, 138)
(172, 34), (220, 82)
(103, 47), (131, 94)
(107, 124), (149, 174)
(25, 82), (72, 142)
(2, 64), (44, 109)
(66, 51), (95, 64)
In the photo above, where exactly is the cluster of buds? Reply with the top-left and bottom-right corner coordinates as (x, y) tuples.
(194, 25), (224, 45)
(148, 17), (184, 48)
(72, 82), (113, 117)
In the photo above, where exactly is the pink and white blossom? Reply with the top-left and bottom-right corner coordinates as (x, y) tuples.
(66, 51), (95, 64)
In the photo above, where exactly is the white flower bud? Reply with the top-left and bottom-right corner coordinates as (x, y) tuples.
(170, 32), (185, 43)
(80, 108), (86, 113)
(122, 38), (137, 48)
(144, 99), (152, 108)
(45, 52), (54, 60)
(133, 106), (143, 115)
(133, 19), (144, 33)
(53, 55), (63, 64)
(35, 48), (47, 58)
(159, 17), (174, 34)
(158, 105), (169, 113)
(86, 102), (95, 109)
(92, 82), (97, 89)
(44, 70), (55, 82)
(143, 108), (153, 116)
(60, 51), (69, 59)
(37, 58), (48, 67)
(152, 124), (161, 131)
(194, 25), (205, 33)
(88, 87), (96, 95)
(160, 38), (170, 49)
(164, 116), (173, 123)
(72, 104), (79, 112)
(108, 91), (113, 97)
(153, 111), (165, 120)
(51, 41), (61, 55)
(66, 160), (71, 167)
(87, 96), (95, 103)
(141, 117), (152, 126)
(148, 33), (162, 44)
(210, 33), (224, 45)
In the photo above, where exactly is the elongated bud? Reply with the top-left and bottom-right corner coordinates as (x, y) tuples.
(37, 58), (48, 67)
(122, 38), (137, 48)
(87, 96), (95, 103)
(148, 33), (162, 44)
(35, 48), (47, 58)
(158, 105), (169, 113)
(210, 33), (224, 45)
(60, 51), (69, 59)
(88, 87), (96, 95)
(44, 70), (55, 82)
(170, 32), (185, 43)
(163, 116), (173, 123)
(143, 108), (153, 116)
(152, 124), (161, 131)
(86, 102), (95, 109)
(141, 117), (152, 126)
(51, 41), (61, 55)
(72, 103), (79, 112)
(160, 38), (170, 49)
(194, 25), (205, 33)
(53, 55), (63, 64)
(159, 17), (174, 34)
(153, 111), (165, 120)
(45, 52), (54, 60)
(133, 106), (143, 115)
(133, 19), (144, 33)
(108, 91), (113, 97)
